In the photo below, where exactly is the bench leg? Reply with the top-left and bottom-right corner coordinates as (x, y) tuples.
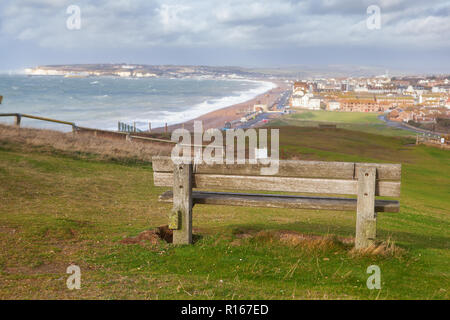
(355, 167), (377, 249)
(170, 163), (193, 244)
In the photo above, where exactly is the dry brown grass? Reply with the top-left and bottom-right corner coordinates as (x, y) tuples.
(0, 124), (172, 162)
(120, 225), (173, 246)
(233, 229), (353, 252)
(349, 237), (405, 258)
(233, 229), (405, 257)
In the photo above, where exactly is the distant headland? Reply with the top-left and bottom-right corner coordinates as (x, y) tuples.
(23, 63), (418, 80)
(24, 64), (264, 80)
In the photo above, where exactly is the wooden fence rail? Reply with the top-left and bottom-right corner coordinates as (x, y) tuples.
(0, 113), (184, 146)
(0, 113), (77, 131)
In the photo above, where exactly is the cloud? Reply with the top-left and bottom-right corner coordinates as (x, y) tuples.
(0, 0), (449, 52)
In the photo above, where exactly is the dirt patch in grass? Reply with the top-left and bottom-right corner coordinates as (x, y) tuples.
(231, 228), (353, 249)
(3, 263), (65, 276)
(255, 230), (353, 250)
(0, 226), (18, 235)
(120, 226), (206, 246)
(232, 227), (261, 239)
(121, 225), (173, 245)
(277, 230), (353, 245)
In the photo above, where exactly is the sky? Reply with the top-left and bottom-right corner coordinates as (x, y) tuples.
(0, 0), (449, 74)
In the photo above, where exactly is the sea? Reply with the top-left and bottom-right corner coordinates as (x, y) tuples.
(0, 75), (276, 131)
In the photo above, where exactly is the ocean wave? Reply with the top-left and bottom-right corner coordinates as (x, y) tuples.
(125, 80), (277, 129)
(1, 75), (278, 132)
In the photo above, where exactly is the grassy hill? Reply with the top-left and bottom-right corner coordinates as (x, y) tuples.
(271, 110), (415, 137)
(0, 124), (448, 299)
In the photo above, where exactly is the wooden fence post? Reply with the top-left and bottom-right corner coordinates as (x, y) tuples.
(170, 162), (193, 244)
(15, 114), (21, 126)
(355, 167), (377, 249)
(148, 122), (151, 132)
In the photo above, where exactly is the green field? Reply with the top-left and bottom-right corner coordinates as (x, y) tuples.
(0, 124), (448, 299)
(271, 110), (415, 137)
(289, 110), (382, 123)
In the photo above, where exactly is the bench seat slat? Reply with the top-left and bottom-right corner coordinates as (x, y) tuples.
(153, 172), (401, 197)
(159, 191), (400, 213)
(152, 157), (401, 181)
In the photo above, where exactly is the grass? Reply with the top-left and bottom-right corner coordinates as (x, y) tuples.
(271, 110), (415, 137)
(289, 110), (382, 123)
(0, 124), (172, 163)
(0, 124), (448, 299)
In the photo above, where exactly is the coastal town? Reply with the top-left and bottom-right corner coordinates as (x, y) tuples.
(286, 75), (450, 134)
(22, 64), (450, 135)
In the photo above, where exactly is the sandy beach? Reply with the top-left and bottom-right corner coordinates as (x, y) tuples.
(152, 80), (289, 132)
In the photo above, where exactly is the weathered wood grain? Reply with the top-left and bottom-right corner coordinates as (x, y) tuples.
(171, 163), (193, 245)
(152, 157), (401, 180)
(159, 191), (400, 213)
(355, 163), (401, 181)
(355, 167), (377, 249)
(153, 172), (401, 197)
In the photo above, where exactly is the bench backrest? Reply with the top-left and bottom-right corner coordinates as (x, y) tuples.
(152, 157), (401, 197)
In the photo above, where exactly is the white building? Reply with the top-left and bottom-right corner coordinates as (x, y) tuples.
(291, 93), (311, 108)
(404, 85), (415, 94)
(25, 68), (65, 76)
(135, 72), (157, 78)
(328, 101), (340, 111)
(116, 71), (132, 77)
(291, 92), (321, 110)
(307, 98), (321, 110)
(355, 86), (369, 92)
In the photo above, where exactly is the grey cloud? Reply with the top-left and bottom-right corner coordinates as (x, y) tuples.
(0, 0), (449, 53)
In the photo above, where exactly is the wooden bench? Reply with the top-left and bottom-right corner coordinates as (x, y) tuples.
(152, 157), (401, 249)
